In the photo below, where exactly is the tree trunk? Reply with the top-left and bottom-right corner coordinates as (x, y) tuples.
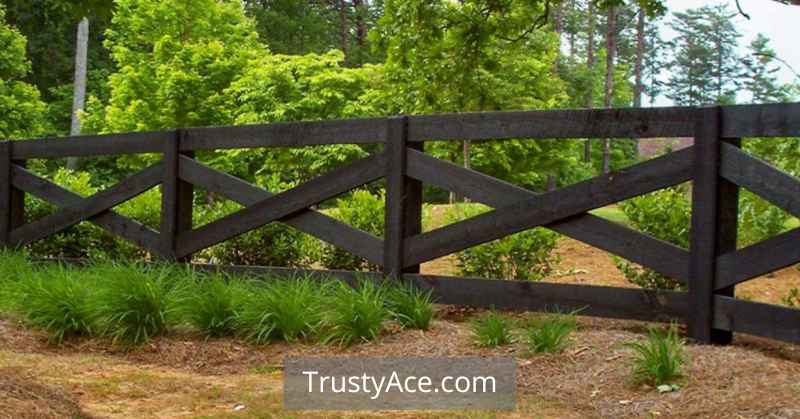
(583, 1), (596, 163)
(462, 140), (471, 203)
(337, 0), (349, 65)
(353, 0), (366, 48)
(67, 17), (89, 171)
(602, 5), (616, 175)
(552, 3), (563, 72)
(634, 8), (645, 108)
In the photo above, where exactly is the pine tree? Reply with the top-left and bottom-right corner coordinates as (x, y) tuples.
(742, 33), (790, 103)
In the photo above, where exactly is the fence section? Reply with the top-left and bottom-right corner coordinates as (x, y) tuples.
(3, 103), (800, 345)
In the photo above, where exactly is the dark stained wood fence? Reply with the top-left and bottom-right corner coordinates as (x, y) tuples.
(3, 103), (800, 345)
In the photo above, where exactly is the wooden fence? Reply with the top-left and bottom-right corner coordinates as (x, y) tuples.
(2, 103), (800, 345)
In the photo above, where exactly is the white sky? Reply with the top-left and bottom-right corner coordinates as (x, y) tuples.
(653, 0), (800, 105)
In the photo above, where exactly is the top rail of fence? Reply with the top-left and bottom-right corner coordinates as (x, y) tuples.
(7, 103), (800, 159)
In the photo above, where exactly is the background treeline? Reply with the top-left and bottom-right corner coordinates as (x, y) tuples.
(0, 0), (798, 283)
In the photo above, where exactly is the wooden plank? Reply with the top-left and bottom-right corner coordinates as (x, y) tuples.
(160, 131), (193, 260)
(688, 106), (722, 344)
(713, 296), (800, 344)
(719, 142), (800, 218)
(178, 156), (384, 265)
(404, 146), (694, 267)
(406, 149), (690, 282)
(9, 163), (163, 246)
(11, 130), (166, 159)
(403, 143), (424, 275)
(384, 117), (408, 276)
(715, 227), (800, 290)
(181, 117), (387, 151)
(175, 153), (386, 258)
(721, 102), (800, 138)
(11, 166), (161, 254)
(407, 106), (695, 142)
(0, 142), (10, 246)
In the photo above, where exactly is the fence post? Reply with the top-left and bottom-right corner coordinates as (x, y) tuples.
(0, 141), (24, 248)
(689, 106), (732, 344)
(384, 116), (422, 278)
(160, 129), (194, 261)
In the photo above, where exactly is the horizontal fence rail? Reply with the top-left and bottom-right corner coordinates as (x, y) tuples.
(4, 103), (800, 346)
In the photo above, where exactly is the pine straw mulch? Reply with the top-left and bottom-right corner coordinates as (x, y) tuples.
(0, 366), (92, 419)
(3, 311), (800, 418)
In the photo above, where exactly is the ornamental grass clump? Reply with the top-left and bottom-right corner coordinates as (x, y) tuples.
(180, 272), (251, 338)
(238, 276), (325, 344)
(525, 311), (577, 353)
(626, 325), (687, 386)
(322, 279), (389, 346)
(385, 283), (435, 331)
(471, 311), (514, 347)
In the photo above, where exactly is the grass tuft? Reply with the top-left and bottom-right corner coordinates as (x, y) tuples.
(385, 283), (435, 330)
(322, 279), (388, 346)
(238, 276), (324, 344)
(471, 311), (514, 347)
(525, 312), (577, 353)
(181, 272), (250, 338)
(89, 263), (183, 346)
(16, 264), (94, 344)
(626, 325), (687, 386)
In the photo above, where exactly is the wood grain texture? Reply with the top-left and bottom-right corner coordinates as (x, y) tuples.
(11, 130), (166, 159)
(11, 166), (161, 254)
(175, 153), (386, 258)
(408, 106), (695, 141)
(720, 142), (800, 218)
(404, 146), (694, 266)
(10, 163), (163, 246)
(406, 149), (690, 282)
(713, 295), (800, 343)
(384, 116), (408, 276)
(720, 102), (800, 138)
(160, 131), (194, 260)
(715, 227), (800, 290)
(181, 117), (386, 150)
(178, 156), (384, 265)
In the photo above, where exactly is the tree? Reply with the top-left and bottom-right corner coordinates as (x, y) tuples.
(66, 16), (89, 170)
(84, 0), (264, 133)
(0, 5), (47, 139)
(742, 33), (791, 104)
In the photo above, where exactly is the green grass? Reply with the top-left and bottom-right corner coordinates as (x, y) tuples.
(16, 264), (95, 344)
(590, 205), (630, 226)
(88, 262), (185, 346)
(322, 279), (389, 346)
(626, 325), (687, 386)
(471, 311), (514, 347)
(238, 276), (325, 344)
(385, 283), (435, 330)
(525, 312), (577, 354)
(180, 272), (250, 338)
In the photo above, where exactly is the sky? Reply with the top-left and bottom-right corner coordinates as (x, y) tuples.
(653, 0), (800, 105)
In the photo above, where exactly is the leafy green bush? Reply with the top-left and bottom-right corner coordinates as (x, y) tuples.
(617, 186), (691, 290)
(16, 265), (94, 344)
(738, 190), (790, 246)
(180, 272), (250, 338)
(446, 204), (560, 280)
(198, 199), (307, 267)
(626, 325), (687, 386)
(322, 279), (388, 346)
(471, 311), (514, 347)
(89, 263), (184, 346)
(237, 276), (325, 343)
(525, 312), (577, 354)
(385, 283), (435, 330)
(318, 190), (384, 271)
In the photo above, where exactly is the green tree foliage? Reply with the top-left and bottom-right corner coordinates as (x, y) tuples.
(742, 34), (792, 104)
(0, 5), (47, 139)
(85, 0), (263, 133)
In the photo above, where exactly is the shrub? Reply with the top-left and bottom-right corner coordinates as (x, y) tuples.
(617, 186), (691, 290)
(318, 190), (384, 271)
(385, 283), (435, 330)
(237, 276), (325, 343)
(0, 250), (33, 313)
(322, 279), (388, 346)
(446, 204), (560, 280)
(626, 325), (687, 386)
(89, 263), (184, 346)
(525, 312), (577, 353)
(738, 190), (790, 246)
(180, 272), (251, 338)
(16, 265), (94, 344)
(471, 311), (514, 347)
(198, 199), (306, 267)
